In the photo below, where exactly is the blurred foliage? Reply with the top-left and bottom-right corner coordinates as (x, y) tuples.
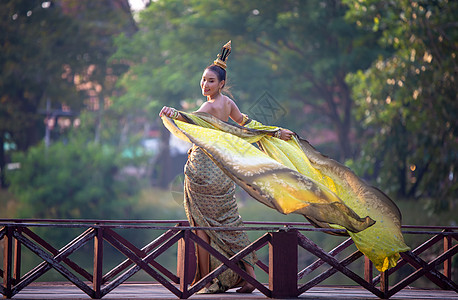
(1, 0), (456, 224)
(0, 0), (90, 151)
(112, 0), (385, 161)
(0, 0), (136, 187)
(0, 189), (17, 218)
(7, 137), (142, 220)
(221, 0), (385, 160)
(344, 0), (457, 207)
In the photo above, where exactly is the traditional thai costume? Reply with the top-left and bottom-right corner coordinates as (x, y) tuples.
(184, 144), (257, 292)
(161, 41), (409, 293)
(163, 111), (410, 273)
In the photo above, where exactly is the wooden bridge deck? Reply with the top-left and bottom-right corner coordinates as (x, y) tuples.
(9, 282), (458, 300)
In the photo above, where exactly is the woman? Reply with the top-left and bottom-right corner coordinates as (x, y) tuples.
(161, 41), (409, 283)
(160, 41), (293, 294)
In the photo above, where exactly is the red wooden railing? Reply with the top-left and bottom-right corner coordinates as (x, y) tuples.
(0, 219), (457, 299)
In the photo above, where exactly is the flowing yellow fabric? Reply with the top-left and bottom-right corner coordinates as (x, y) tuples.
(162, 112), (410, 271)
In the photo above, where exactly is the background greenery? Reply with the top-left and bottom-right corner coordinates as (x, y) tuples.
(0, 0), (456, 286)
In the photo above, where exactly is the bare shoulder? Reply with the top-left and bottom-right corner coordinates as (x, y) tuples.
(224, 96), (239, 109)
(197, 101), (213, 113)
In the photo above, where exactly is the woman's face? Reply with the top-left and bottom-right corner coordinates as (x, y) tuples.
(200, 69), (224, 97)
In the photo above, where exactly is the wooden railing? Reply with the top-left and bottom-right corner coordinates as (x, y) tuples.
(0, 219), (457, 299)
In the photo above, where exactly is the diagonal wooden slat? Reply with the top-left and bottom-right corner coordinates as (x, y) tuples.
(185, 232), (238, 294)
(298, 237), (354, 280)
(256, 259), (269, 274)
(251, 238), (269, 274)
(399, 250), (453, 290)
(103, 232), (182, 298)
(188, 232), (271, 296)
(12, 230), (95, 298)
(103, 228), (179, 284)
(12, 229), (95, 288)
(101, 230), (184, 297)
(103, 228), (178, 283)
(187, 231), (272, 297)
(21, 227), (94, 281)
(373, 233), (443, 285)
(388, 246), (458, 297)
(12, 228), (95, 296)
(298, 250), (363, 294)
(297, 233), (384, 299)
(0, 226), (6, 280)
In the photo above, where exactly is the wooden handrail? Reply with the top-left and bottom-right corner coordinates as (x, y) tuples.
(1, 219), (457, 232)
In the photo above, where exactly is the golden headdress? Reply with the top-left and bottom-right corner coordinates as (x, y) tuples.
(213, 40), (231, 70)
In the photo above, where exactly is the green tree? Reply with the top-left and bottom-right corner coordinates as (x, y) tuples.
(0, 0), (136, 188)
(57, 0), (137, 143)
(344, 0), (457, 205)
(216, 0), (385, 160)
(7, 137), (140, 219)
(112, 0), (383, 190)
(0, 0), (89, 186)
(111, 0), (223, 187)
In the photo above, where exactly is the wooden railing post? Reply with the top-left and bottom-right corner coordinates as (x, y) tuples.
(380, 270), (388, 298)
(269, 230), (298, 298)
(13, 227), (21, 285)
(364, 256), (373, 285)
(93, 226), (103, 299)
(443, 229), (452, 283)
(3, 226), (13, 299)
(177, 229), (195, 288)
(179, 230), (192, 298)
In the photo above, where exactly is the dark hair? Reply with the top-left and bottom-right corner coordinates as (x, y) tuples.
(206, 64), (226, 88)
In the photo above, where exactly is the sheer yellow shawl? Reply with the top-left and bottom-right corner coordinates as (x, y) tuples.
(162, 112), (410, 271)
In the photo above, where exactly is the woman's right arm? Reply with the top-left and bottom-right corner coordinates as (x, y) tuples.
(159, 106), (186, 122)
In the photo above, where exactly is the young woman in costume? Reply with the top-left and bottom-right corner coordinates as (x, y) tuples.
(160, 41), (409, 292)
(160, 41), (293, 294)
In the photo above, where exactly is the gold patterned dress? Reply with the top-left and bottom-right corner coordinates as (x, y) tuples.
(184, 145), (257, 292)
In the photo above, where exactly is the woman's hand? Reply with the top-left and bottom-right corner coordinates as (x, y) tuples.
(159, 106), (185, 121)
(159, 106), (175, 118)
(277, 129), (294, 141)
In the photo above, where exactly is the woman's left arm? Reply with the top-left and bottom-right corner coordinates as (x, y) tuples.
(228, 99), (246, 125)
(229, 98), (294, 140)
(275, 128), (294, 141)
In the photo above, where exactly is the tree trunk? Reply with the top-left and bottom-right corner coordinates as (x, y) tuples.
(324, 78), (354, 162)
(157, 125), (171, 188)
(0, 133), (5, 188)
